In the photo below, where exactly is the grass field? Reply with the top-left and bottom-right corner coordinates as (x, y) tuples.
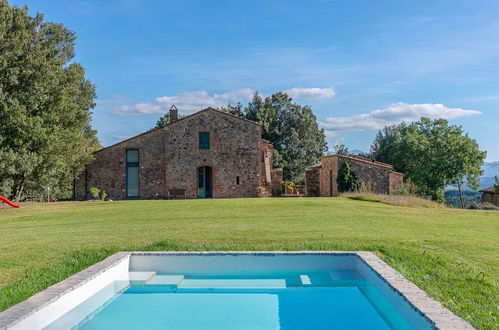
(0, 198), (497, 328)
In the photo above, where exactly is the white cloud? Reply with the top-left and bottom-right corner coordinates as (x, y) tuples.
(155, 88), (255, 112)
(112, 87), (336, 116)
(285, 87), (336, 100)
(113, 103), (162, 116)
(113, 89), (254, 116)
(320, 102), (482, 133)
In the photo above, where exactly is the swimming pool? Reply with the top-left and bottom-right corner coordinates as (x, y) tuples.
(0, 252), (473, 329)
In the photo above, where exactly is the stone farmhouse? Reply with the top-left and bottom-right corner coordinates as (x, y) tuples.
(305, 155), (404, 197)
(75, 107), (282, 200)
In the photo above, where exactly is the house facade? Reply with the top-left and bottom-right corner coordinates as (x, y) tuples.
(75, 107), (281, 200)
(305, 154), (404, 196)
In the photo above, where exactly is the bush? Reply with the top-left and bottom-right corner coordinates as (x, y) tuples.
(337, 161), (360, 192)
(284, 181), (295, 192)
(101, 191), (107, 201)
(482, 203), (499, 211)
(272, 186), (282, 196)
(307, 187), (318, 197)
(468, 202), (499, 211)
(256, 186), (268, 198)
(393, 181), (419, 196)
(89, 187), (100, 200)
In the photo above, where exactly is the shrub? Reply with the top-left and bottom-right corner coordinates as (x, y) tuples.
(393, 180), (419, 196)
(284, 181), (295, 192)
(256, 186), (268, 198)
(307, 187), (318, 197)
(468, 202), (499, 211)
(481, 203), (498, 211)
(89, 187), (100, 200)
(101, 191), (107, 201)
(337, 161), (360, 192)
(272, 186), (282, 196)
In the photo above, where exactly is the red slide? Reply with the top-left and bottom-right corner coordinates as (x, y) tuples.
(0, 195), (20, 208)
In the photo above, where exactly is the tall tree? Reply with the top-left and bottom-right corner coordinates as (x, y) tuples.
(220, 92), (327, 183)
(0, 1), (98, 200)
(368, 117), (486, 202)
(333, 144), (350, 155)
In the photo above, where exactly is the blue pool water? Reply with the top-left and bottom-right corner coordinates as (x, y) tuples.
(45, 268), (434, 330)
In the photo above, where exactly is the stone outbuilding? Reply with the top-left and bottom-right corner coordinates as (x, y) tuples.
(479, 187), (499, 206)
(75, 107), (281, 200)
(305, 155), (404, 197)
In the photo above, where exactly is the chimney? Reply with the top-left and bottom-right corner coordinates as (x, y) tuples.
(169, 105), (178, 123)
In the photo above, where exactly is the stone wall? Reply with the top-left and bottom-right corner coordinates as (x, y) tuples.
(389, 172), (404, 193)
(163, 109), (262, 199)
(482, 193), (499, 206)
(304, 168), (320, 197)
(318, 156), (340, 197)
(259, 140), (273, 187)
(270, 168), (283, 196)
(75, 108), (275, 200)
(75, 128), (166, 200)
(304, 155), (404, 197)
(339, 156), (392, 194)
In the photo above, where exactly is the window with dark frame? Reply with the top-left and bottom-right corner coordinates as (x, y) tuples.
(126, 149), (139, 198)
(199, 132), (210, 149)
(236, 176), (240, 185)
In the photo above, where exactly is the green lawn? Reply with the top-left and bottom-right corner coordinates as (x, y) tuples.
(0, 198), (497, 328)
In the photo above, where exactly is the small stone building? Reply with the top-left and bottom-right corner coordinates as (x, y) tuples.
(305, 155), (404, 197)
(479, 187), (499, 206)
(75, 107), (281, 200)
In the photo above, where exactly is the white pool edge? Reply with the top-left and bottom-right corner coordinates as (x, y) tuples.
(0, 251), (474, 330)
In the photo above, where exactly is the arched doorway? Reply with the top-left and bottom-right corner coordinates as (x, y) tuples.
(197, 166), (212, 198)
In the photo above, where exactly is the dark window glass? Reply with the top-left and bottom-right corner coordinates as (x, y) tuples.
(236, 176), (240, 185)
(199, 132), (210, 149)
(126, 150), (139, 198)
(126, 149), (139, 163)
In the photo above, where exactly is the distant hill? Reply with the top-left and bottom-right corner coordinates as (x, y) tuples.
(480, 161), (499, 189)
(446, 161), (498, 191)
(350, 149), (366, 156)
(444, 190), (481, 208)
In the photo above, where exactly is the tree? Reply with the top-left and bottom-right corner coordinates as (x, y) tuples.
(337, 161), (360, 192)
(154, 112), (185, 128)
(0, 1), (98, 200)
(494, 176), (499, 195)
(220, 92), (327, 183)
(333, 144), (350, 155)
(368, 117), (486, 202)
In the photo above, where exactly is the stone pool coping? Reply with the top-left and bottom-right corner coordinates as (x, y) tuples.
(0, 251), (474, 330)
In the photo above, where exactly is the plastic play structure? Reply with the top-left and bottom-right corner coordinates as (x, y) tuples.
(0, 195), (20, 208)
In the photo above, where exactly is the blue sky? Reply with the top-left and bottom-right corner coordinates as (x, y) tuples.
(12, 0), (499, 161)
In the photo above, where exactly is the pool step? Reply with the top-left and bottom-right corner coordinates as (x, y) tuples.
(179, 279), (286, 289)
(147, 275), (185, 286)
(128, 271), (156, 284)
